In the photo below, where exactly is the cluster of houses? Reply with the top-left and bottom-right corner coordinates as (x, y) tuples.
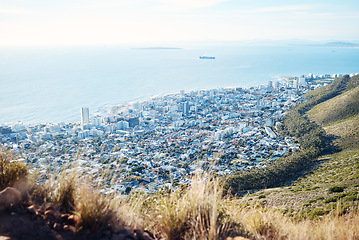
(0, 76), (331, 194)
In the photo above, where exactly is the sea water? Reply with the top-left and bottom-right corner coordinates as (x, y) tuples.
(1, 43), (359, 124)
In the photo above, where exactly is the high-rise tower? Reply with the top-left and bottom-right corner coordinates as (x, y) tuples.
(81, 107), (89, 126)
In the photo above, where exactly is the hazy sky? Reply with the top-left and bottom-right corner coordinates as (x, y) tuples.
(1, 0), (358, 46)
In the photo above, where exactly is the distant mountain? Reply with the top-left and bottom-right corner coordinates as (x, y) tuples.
(323, 41), (359, 47)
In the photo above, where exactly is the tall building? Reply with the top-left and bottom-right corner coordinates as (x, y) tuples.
(273, 81), (280, 89)
(182, 101), (190, 115)
(267, 80), (273, 91)
(293, 78), (299, 89)
(81, 107), (89, 126)
(299, 76), (307, 86)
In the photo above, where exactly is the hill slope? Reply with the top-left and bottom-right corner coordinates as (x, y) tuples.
(232, 75), (359, 218)
(307, 85), (359, 149)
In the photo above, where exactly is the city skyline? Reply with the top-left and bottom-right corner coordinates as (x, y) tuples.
(0, 0), (359, 46)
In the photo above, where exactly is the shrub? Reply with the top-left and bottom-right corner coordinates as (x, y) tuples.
(344, 195), (358, 202)
(307, 208), (327, 220)
(315, 196), (325, 201)
(328, 185), (346, 193)
(0, 148), (28, 191)
(323, 196), (339, 203)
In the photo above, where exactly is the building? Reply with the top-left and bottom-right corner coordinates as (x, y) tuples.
(267, 80), (273, 91)
(265, 126), (277, 139)
(273, 81), (280, 89)
(81, 107), (90, 126)
(299, 76), (307, 86)
(128, 117), (139, 128)
(182, 102), (190, 115)
(293, 78), (299, 89)
(117, 121), (129, 130)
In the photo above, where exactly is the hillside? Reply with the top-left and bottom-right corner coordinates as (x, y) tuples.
(236, 75), (359, 219)
(307, 85), (359, 149)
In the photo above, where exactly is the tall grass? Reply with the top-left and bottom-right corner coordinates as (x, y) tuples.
(75, 182), (117, 233)
(0, 147), (27, 191)
(29, 173), (119, 234)
(19, 170), (359, 239)
(143, 176), (232, 240)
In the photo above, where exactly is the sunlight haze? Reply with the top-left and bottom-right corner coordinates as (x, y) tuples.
(0, 0), (358, 46)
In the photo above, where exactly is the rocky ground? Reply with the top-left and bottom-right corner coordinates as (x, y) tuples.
(0, 203), (154, 240)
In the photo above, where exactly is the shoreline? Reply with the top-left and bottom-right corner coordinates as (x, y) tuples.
(1, 72), (356, 126)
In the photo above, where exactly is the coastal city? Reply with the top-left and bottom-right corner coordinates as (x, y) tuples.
(0, 73), (356, 194)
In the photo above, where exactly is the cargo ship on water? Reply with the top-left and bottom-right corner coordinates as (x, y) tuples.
(199, 56), (215, 59)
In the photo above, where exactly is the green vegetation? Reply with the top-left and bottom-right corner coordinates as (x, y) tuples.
(225, 104), (328, 193)
(307, 81), (359, 149)
(232, 75), (359, 224)
(328, 185), (346, 193)
(304, 74), (359, 112)
(225, 75), (359, 194)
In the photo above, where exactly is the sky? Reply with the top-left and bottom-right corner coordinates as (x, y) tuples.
(0, 0), (359, 46)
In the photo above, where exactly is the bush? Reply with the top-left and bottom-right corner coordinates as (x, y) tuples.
(328, 185), (346, 193)
(344, 195), (358, 202)
(323, 196), (339, 203)
(307, 208), (327, 220)
(0, 148), (28, 191)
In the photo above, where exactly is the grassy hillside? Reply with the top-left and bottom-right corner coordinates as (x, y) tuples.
(307, 85), (359, 125)
(237, 75), (359, 220)
(307, 85), (359, 149)
(237, 148), (359, 219)
(304, 74), (359, 111)
(324, 116), (359, 149)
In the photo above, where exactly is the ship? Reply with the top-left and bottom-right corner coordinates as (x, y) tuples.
(199, 56), (215, 59)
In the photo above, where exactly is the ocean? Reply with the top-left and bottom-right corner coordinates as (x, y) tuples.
(1, 43), (359, 124)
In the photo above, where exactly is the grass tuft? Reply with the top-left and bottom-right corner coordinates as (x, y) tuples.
(146, 176), (232, 240)
(0, 147), (27, 191)
(75, 182), (117, 233)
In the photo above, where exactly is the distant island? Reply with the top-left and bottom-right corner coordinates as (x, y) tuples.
(132, 47), (182, 50)
(323, 41), (359, 47)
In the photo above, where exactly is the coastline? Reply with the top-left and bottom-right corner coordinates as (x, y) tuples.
(0, 72), (352, 126)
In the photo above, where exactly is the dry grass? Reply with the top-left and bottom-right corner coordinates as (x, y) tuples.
(75, 182), (117, 233)
(0, 147), (27, 191)
(28, 174), (119, 234)
(230, 204), (359, 240)
(115, 176), (359, 240)
(307, 85), (359, 126)
(143, 176), (232, 240)
(5, 164), (359, 239)
(28, 174), (359, 239)
(324, 115), (359, 149)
